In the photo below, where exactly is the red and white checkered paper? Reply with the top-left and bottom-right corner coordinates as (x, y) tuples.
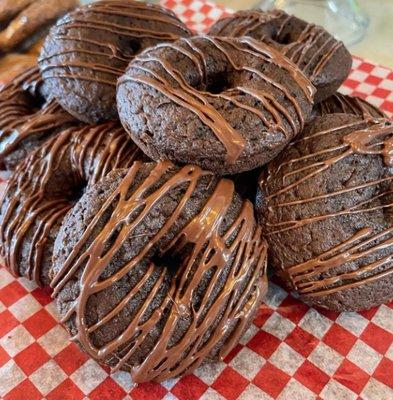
(1, 1), (393, 399)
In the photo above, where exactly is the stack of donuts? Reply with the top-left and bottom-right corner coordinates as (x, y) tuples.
(0, 0), (392, 384)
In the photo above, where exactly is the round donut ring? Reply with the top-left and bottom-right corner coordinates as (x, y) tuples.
(209, 9), (352, 103)
(38, 0), (192, 124)
(50, 160), (268, 382)
(0, 66), (77, 170)
(256, 114), (393, 311)
(117, 35), (315, 175)
(0, 122), (143, 285)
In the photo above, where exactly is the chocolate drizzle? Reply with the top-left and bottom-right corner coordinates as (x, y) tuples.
(288, 227), (393, 297)
(209, 10), (348, 89)
(51, 161), (268, 382)
(314, 93), (387, 119)
(261, 115), (393, 298)
(0, 66), (76, 168)
(38, 0), (192, 95)
(0, 122), (142, 285)
(118, 36), (314, 165)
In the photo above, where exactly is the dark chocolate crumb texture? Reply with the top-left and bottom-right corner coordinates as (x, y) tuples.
(51, 161), (268, 382)
(209, 9), (352, 102)
(39, 0), (192, 123)
(117, 35), (315, 175)
(0, 66), (77, 170)
(257, 113), (393, 311)
(0, 122), (143, 285)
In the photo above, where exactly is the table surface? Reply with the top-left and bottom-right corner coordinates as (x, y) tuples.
(219, 0), (393, 68)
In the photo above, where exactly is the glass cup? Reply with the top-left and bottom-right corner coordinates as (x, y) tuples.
(256, 0), (369, 46)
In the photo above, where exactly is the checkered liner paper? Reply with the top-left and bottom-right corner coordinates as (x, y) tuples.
(1, 1), (393, 399)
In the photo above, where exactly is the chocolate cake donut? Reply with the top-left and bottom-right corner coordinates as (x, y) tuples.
(209, 10), (352, 103)
(50, 160), (268, 382)
(257, 113), (393, 311)
(313, 92), (387, 119)
(0, 66), (77, 170)
(0, 122), (142, 285)
(39, 0), (192, 123)
(0, 0), (79, 53)
(117, 36), (315, 175)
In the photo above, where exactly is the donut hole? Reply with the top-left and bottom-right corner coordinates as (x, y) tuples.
(42, 178), (83, 209)
(152, 251), (184, 276)
(23, 88), (46, 112)
(205, 73), (231, 94)
(118, 37), (142, 58)
(68, 182), (86, 203)
(275, 32), (292, 45)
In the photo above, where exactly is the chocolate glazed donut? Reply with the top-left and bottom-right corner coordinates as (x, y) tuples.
(117, 36), (315, 175)
(209, 10), (352, 103)
(257, 113), (393, 311)
(0, 122), (142, 285)
(38, 0), (192, 123)
(50, 161), (268, 382)
(0, 66), (77, 170)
